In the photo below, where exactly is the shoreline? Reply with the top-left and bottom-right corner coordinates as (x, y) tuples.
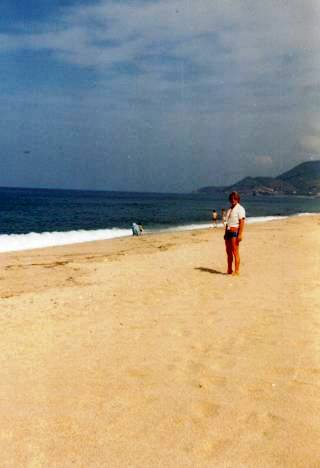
(0, 212), (316, 255)
(0, 215), (319, 466)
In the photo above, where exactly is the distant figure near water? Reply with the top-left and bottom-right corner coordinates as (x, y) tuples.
(224, 192), (245, 275)
(132, 222), (144, 236)
(212, 209), (218, 227)
(221, 208), (227, 226)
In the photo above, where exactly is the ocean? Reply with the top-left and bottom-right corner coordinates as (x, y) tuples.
(0, 187), (319, 253)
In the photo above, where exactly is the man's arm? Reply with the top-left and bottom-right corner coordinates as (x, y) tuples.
(237, 218), (245, 243)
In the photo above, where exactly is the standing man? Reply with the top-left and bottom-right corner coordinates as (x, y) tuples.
(212, 209), (218, 227)
(224, 192), (245, 275)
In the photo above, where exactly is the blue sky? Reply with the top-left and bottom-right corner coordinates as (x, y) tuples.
(1, 0), (319, 192)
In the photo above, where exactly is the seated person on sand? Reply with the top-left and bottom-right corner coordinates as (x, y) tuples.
(132, 222), (144, 236)
(224, 192), (245, 276)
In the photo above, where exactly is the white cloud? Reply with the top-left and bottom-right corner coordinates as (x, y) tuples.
(301, 135), (320, 154)
(2, 0), (320, 76)
(1, 0), (320, 191)
(254, 155), (273, 168)
(0, 0), (319, 120)
(255, 155), (273, 167)
(3, 0), (319, 120)
(0, 33), (25, 51)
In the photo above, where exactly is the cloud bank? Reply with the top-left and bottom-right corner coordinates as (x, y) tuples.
(1, 0), (319, 191)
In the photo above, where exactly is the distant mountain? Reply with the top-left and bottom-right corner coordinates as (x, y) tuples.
(276, 161), (320, 193)
(196, 161), (320, 196)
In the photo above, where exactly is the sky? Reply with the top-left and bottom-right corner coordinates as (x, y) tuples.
(0, 0), (320, 193)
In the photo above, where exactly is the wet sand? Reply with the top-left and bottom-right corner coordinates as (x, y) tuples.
(0, 215), (319, 467)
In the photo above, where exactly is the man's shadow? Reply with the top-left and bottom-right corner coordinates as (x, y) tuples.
(195, 267), (226, 275)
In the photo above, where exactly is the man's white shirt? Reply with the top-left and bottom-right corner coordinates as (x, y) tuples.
(226, 203), (246, 228)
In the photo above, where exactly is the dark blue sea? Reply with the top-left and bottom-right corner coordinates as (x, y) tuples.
(0, 187), (319, 252)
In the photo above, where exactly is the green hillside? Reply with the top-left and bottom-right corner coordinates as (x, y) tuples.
(277, 161), (320, 194)
(228, 176), (296, 194)
(196, 161), (320, 196)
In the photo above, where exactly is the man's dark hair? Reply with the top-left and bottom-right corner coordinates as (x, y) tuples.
(229, 191), (240, 202)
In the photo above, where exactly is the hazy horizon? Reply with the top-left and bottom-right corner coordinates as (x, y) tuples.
(0, 158), (317, 195)
(1, 1), (320, 193)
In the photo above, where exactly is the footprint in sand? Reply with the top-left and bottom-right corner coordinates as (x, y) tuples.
(127, 367), (152, 381)
(158, 243), (175, 251)
(243, 410), (286, 438)
(194, 400), (220, 418)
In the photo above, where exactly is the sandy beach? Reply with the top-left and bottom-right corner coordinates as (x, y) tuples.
(0, 215), (319, 467)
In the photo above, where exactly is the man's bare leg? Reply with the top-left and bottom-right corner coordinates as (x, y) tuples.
(231, 238), (240, 275)
(225, 240), (233, 274)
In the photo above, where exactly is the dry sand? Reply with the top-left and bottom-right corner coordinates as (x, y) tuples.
(0, 215), (319, 467)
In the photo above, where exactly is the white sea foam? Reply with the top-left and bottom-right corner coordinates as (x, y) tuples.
(0, 214), (308, 253)
(162, 222), (214, 232)
(297, 212), (317, 217)
(161, 215), (288, 233)
(246, 215), (287, 224)
(0, 228), (131, 253)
